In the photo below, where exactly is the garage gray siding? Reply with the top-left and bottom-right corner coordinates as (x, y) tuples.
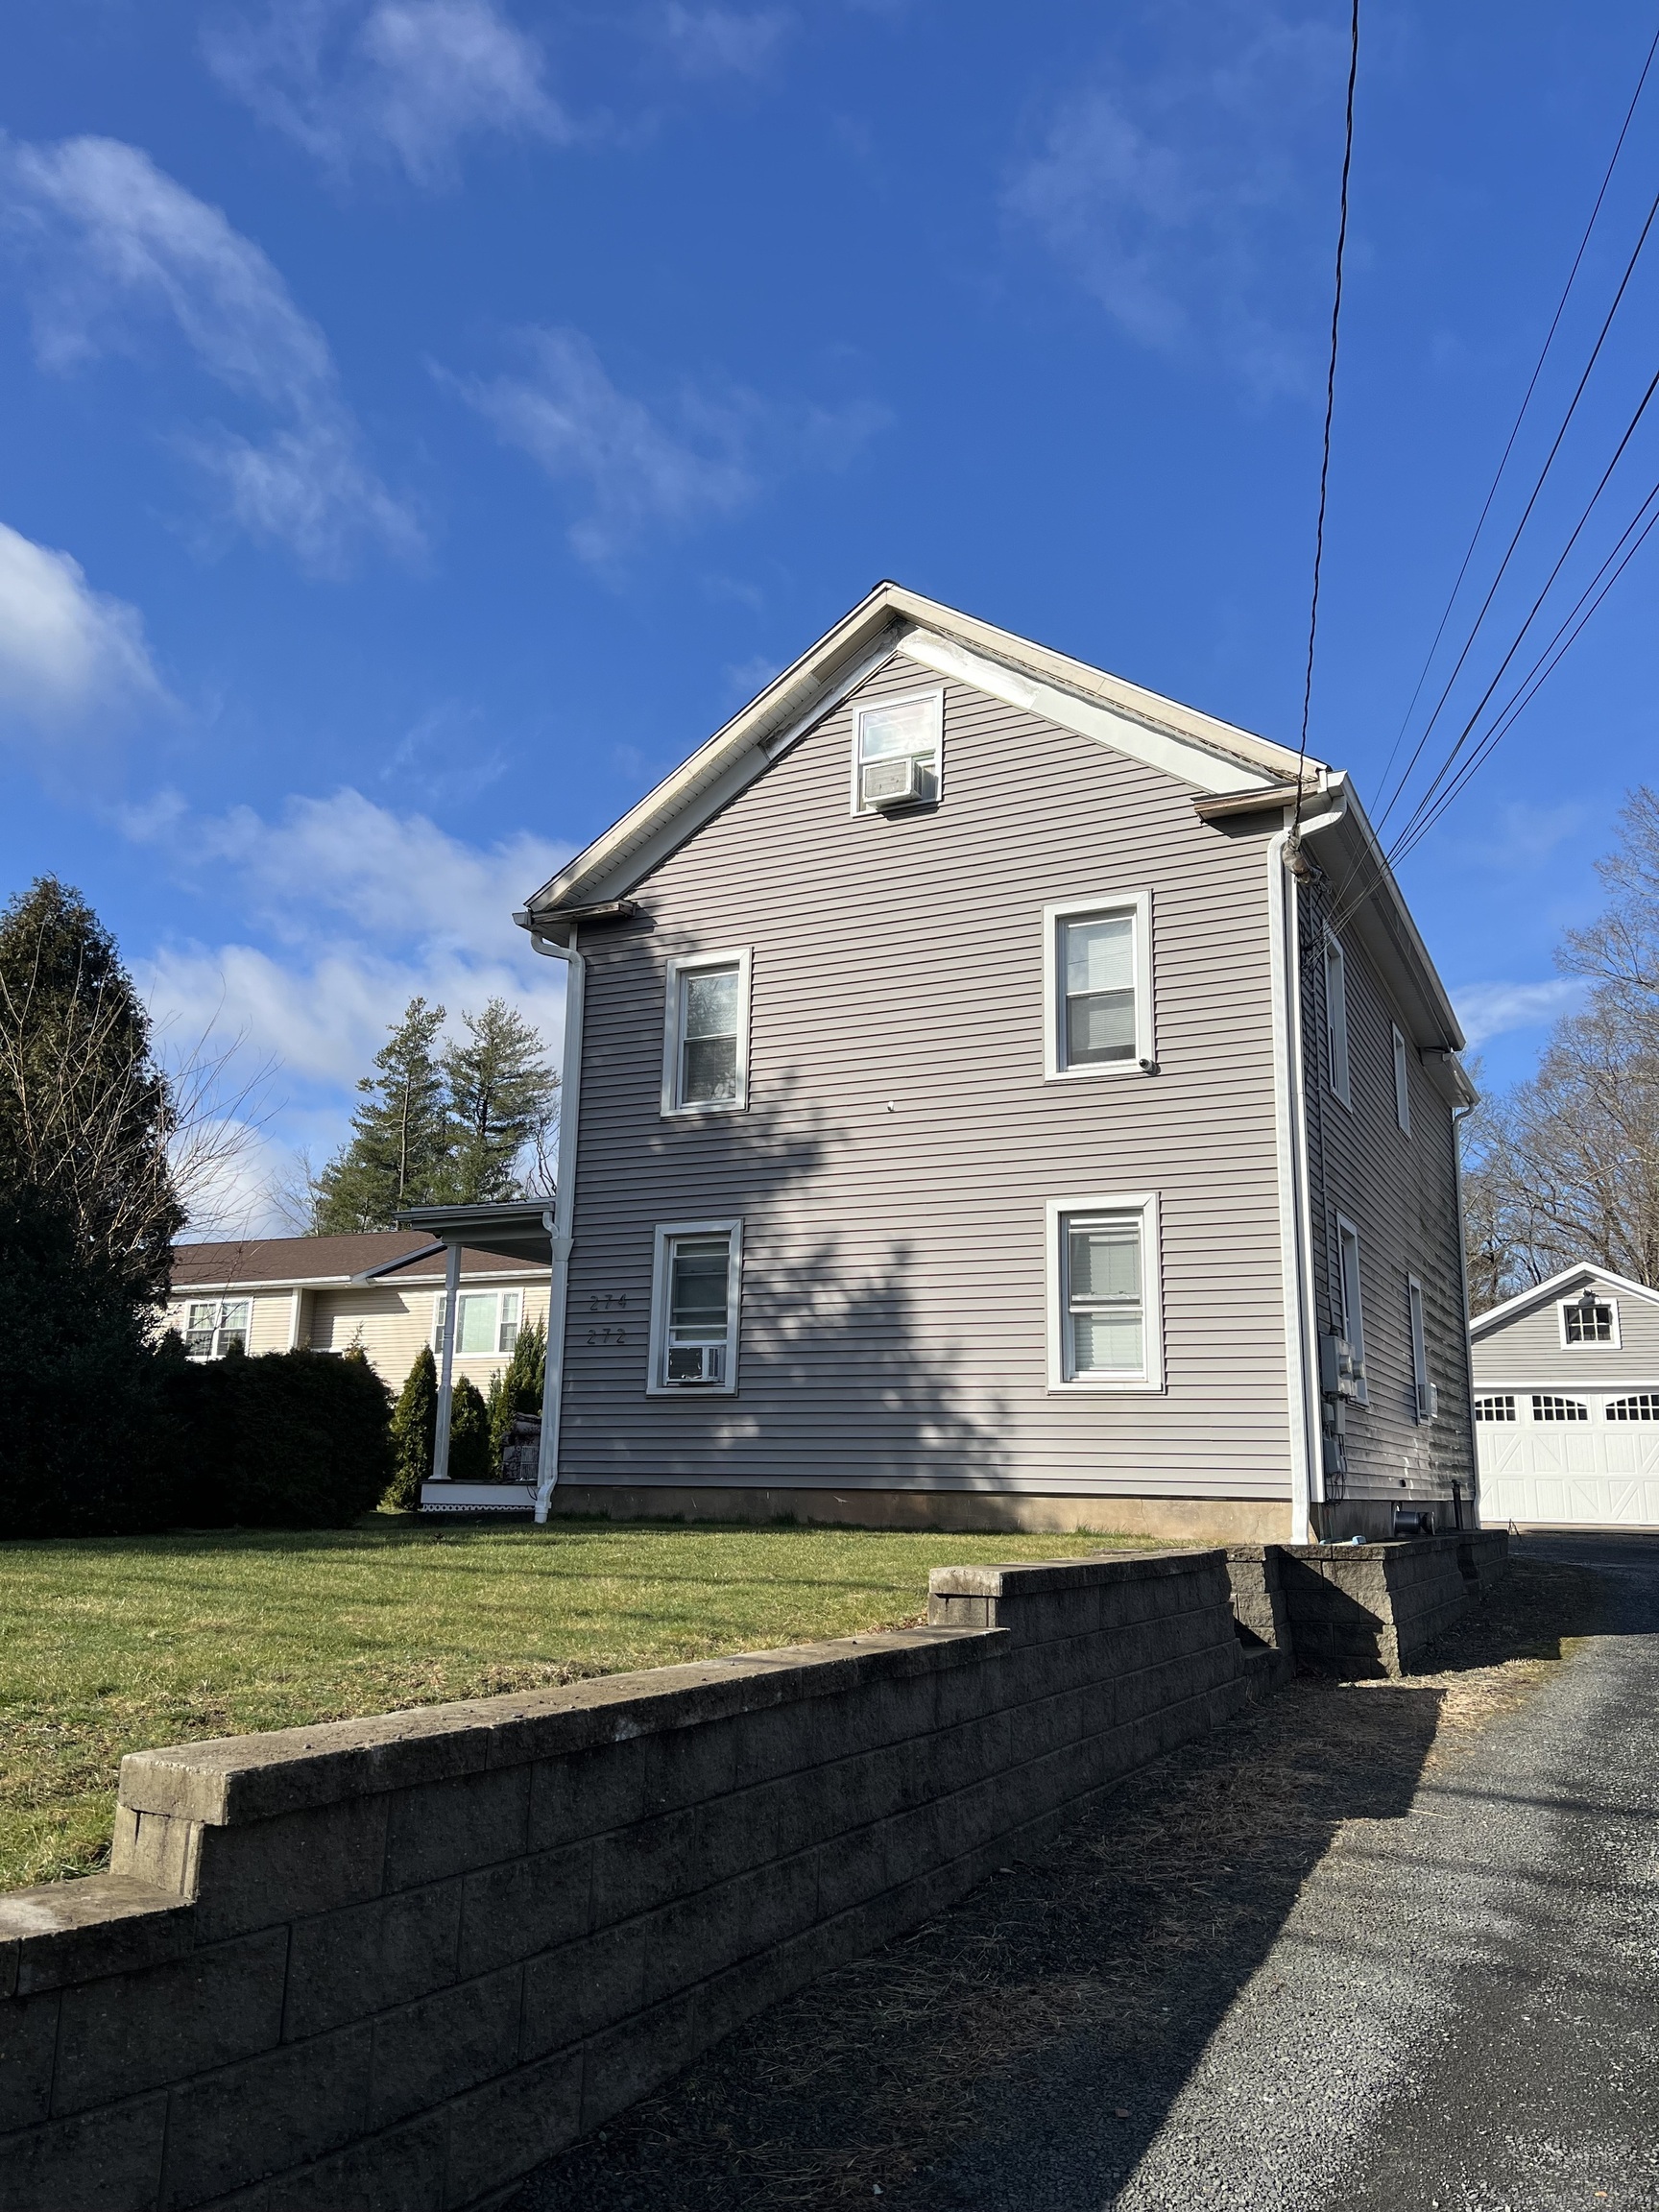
(1298, 878), (1476, 1510)
(1473, 1278), (1659, 1388)
(560, 650), (1295, 1506)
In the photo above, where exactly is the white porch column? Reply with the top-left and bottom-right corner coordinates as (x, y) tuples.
(431, 1241), (462, 1483)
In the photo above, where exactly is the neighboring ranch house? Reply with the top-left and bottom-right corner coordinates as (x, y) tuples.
(1471, 1263), (1659, 1528)
(497, 583), (1478, 1544)
(164, 1233), (549, 1397)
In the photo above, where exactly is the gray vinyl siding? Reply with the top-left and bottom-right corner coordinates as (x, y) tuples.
(561, 652), (1295, 1503)
(1298, 878), (1475, 1506)
(1473, 1278), (1659, 1389)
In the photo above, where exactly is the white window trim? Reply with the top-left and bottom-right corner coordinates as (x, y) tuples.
(661, 949), (753, 1118)
(1558, 1294), (1622, 1350)
(1392, 1023), (1411, 1136)
(848, 685), (944, 815)
(183, 1296), (252, 1361)
(1042, 890), (1155, 1081)
(432, 1286), (522, 1358)
(1334, 1214), (1368, 1405)
(1407, 1273), (1431, 1423)
(1045, 1192), (1164, 1393)
(1325, 931), (1352, 1109)
(647, 1218), (743, 1397)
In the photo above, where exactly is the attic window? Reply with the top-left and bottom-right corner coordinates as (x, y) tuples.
(1561, 1296), (1618, 1347)
(853, 688), (942, 812)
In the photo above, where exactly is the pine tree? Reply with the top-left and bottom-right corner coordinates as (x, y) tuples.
(313, 998), (448, 1233)
(439, 999), (558, 1205)
(384, 1344), (437, 1509)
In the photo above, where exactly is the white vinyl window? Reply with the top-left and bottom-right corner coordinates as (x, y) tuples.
(661, 950), (751, 1116)
(1392, 1024), (1411, 1135)
(1559, 1295), (1619, 1347)
(1046, 1194), (1163, 1391)
(1532, 1394), (1589, 1423)
(852, 687), (943, 812)
(1608, 1395), (1659, 1422)
(433, 1288), (521, 1358)
(648, 1220), (742, 1394)
(1334, 1215), (1368, 1405)
(1474, 1394), (1516, 1423)
(1324, 932), (1351, 1107)
(1043, 893), (1154, 1079)
(1407, 1275), (1433, 1423)
(183, 1298), (251, 1359)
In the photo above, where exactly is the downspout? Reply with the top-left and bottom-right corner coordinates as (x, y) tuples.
(529, 922), (585, 1525)
(1451, 1094), (1479, 1527)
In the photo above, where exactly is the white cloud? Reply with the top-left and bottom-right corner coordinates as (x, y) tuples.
(660, 6), (793, 80)
(1004, 6), (1343, 396)
(1455, 978), (1583, 1049)
(0, 135), (419, 570)
(204, 0), (571, 187)
(447, 326), (887, 562)
(0, 520), (165, 740)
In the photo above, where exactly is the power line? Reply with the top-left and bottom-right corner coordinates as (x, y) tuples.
(1368, 19), (1659, 823)
(1292, 0), (1360, 827)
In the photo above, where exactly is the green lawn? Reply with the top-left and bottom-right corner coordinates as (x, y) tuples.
(0, 1518), (1159, 1893)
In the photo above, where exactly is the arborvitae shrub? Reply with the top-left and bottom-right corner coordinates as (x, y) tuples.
(385, 1344), (437, 1510)
(446, 1373), (493, 1485)
(487, 1316), (545, 1463)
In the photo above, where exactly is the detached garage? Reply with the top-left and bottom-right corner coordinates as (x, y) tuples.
(1471, 1263), (1659, 1528)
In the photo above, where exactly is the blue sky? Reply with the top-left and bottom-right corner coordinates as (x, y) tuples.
(1, 0), (1655, 1232)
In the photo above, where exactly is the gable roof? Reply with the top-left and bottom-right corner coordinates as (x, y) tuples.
(517, 581), (1327, 923)
(169, 1232), (541, 1291)
(1470, 1262), (1659, 1338)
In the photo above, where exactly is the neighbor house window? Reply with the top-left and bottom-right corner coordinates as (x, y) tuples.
(1532, 1394), (1589, 1422)
(1474, 1395), (1516, 1422)
(661, 951), (751, 1116)
(1322, 931), (1351, 1106)
(852, 687), (943, 811)
(1392, 1024), (1411, 1135)
(1046, 1195), (1163, 1391)
(1560, 1296), (1618, 1347)
(1043, 893), (1154, 1079)
(1407, 1275), (1432, 1422)
(648, 1221), (742, 1394)
(183, 1299), (250, 1359)
(433, 1288), (521, 1358)
(1334, 1215), (1367, 1404)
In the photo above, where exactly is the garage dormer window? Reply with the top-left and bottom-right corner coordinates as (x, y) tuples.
(1560, 1294), (1619, 1347)
(853, 688), (942, 812)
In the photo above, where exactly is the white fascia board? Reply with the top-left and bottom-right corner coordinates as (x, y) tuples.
(1470, 1262), (1659, 1338)
(896, 629), (1279, 796)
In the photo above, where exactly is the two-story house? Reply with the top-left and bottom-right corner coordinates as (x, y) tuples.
(502, 584), (1478, 1543)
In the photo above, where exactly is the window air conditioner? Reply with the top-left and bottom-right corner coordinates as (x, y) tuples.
(861, 756), (922, 809)
(668, 1343), (726, 1385)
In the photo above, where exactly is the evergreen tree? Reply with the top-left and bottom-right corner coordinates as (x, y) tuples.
(384, 1344), (437, 1510)
(439, 998), (558, 1205)
(447, 1373), (493, 1483)
(313, 998), (448, 1233)
(487, 1315), (546, 1462)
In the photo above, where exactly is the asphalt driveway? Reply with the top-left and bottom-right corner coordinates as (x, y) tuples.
(513, 1536), (1659, 2212)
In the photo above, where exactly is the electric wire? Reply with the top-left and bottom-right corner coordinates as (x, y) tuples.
(1292, 0), (1360, 826)
(1367, 19), (1659, 825)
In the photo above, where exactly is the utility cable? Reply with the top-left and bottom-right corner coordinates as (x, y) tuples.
(1292, 0), (1360, 830)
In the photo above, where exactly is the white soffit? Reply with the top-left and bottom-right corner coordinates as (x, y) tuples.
(896, 630), (1278, 795)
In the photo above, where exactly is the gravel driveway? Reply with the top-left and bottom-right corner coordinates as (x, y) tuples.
(511, 1535), (1657, 2212)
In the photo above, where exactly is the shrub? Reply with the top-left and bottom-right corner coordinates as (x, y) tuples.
(487, 1316), (545, 1463)
(168, 1349), (394, 1529)
(447, 1374), (493, 1485)
(385, 1345), (437, 1510)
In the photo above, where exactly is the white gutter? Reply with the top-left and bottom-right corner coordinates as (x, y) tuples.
(528, 923), (586, 1523)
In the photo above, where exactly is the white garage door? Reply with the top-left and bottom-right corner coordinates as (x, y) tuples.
(1477, 1389), (1659, 1526)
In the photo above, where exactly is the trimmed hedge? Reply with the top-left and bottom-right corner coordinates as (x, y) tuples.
(163, 1346), (395, 1530)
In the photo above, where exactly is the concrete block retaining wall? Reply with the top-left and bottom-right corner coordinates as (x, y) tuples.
(0, 1548), (1251, 2212)
(1279, 1530), (1509, 1676)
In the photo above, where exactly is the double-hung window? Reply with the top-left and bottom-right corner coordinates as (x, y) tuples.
(1334, 1215), (1367, 1404)
(1392, 1024), (1411, 1135)
(662, 951), (751, 1116)
(433, 1288), (521, 1358)
(852, 688), (943, 811)
(1043, 893), (1154, 1078)
(1324, 932), (1351, 1106)
(184, 1298), (250, 1359)
(648, 1221), (741, 1393)
(1046, 1194), (1163, 1390)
